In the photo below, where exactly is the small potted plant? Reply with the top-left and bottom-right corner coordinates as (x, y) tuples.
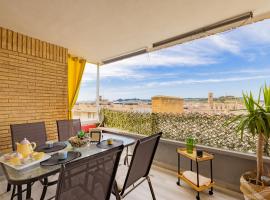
(227, 84), (270, 199)
(186, 136), (196, 154)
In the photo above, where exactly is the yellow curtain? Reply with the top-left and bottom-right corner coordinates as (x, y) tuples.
(68, 56), (86, 119)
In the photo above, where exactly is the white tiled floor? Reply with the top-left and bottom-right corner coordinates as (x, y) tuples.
(0, 166), (243, 200)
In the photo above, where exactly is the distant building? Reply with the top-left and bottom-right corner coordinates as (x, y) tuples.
(152, 96), (184, 114)
(99, 96), (110, 105)
(208, 92), (214, 108)
(72, 103), (98, 122)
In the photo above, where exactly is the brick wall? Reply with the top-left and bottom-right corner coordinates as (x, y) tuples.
(152, 96), (184, 114)
(0, 27), (68, 152)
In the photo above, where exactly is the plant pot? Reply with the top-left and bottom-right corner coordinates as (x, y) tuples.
(240, 171), (270, 200)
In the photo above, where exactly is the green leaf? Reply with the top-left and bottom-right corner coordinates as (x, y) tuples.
(226, 85), (270, 141)
(258, 87), (262, 105)
(264, 83), (270, 112)
(242, 92), (250, 111)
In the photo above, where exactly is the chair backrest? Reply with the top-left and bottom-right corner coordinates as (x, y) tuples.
(57, 119), (81, 141)
(55, 145), (124, 200)
(10, 122), (47, 151)
(121, 132), (162, 194)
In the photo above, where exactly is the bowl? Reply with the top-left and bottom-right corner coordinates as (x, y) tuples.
(68, 136), (90, 148)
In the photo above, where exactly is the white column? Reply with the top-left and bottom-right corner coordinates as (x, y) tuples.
(96, 64), (100, 121)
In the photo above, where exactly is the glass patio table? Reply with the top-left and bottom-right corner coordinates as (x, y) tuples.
(1, 133), (136, 200)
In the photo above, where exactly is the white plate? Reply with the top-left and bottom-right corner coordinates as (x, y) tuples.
(0, 153), (51, 170)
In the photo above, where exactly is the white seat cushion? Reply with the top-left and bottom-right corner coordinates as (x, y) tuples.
(115, 164), (129, 191)
(183, 171), (211, 187)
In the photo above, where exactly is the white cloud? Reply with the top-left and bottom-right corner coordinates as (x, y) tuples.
(236, 19), (270, 44)
(103, 50), (217, 69)
(195, 68), (270, 76)
(142, 75), (270, 88)
(208, 35), (241, 54)
(81, 42), (220, 82)
(82, 62), (149, 82)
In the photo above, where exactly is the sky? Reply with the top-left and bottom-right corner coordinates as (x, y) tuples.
(78, 19), (270, 102)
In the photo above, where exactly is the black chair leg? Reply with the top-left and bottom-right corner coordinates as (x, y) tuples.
(10, 185), (16, 200)
(17, 185), (23, 200)
(113, 183), (122, 200)
(124, 147), (129, 166)
(26, 183), (32, 199)
(7, 183), (12, 192)
(40, 178), (48, 200)
(146, 176), (156, 200)
(39, 175), (58, 200)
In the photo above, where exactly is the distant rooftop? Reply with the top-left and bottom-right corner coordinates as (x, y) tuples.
(152, 95), (183, 100)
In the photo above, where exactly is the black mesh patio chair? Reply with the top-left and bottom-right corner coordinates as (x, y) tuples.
(8, 122), (48, 199)
(56, 119), (81, 141)
(10, 122), (47, 150)
(41, 119), (82, 200)
(113, 132), (162, 200)
(48, 145), (124, 200)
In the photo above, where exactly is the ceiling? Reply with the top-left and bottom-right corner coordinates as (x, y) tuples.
(0, 0), (269, 64)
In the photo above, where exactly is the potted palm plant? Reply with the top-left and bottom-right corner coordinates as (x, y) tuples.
(227, 84), (270, 199)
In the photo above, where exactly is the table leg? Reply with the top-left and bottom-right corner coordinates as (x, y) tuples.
(7, 183), (12, 192)
(17, 185), (22, 200)
(177, 153), (181, 186)
(41, 178), (48, 200)
(190, 159), (193, 171)
(209, 159), (214, 195)
(26, 183), (32, 199)
(196, 160), (200, 200)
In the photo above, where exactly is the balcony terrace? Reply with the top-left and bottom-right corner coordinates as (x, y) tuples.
(1, 1), (270, 200)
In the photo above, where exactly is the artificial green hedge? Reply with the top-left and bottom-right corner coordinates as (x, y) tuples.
(101, 109), (270, 155)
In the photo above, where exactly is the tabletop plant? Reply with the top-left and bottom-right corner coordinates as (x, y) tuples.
(77, 130), (85, 139)
(227, 84), (270, 185)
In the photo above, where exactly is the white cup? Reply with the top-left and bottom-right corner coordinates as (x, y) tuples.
(46, 141), (54, 148)
(58, 151), (68, 160)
